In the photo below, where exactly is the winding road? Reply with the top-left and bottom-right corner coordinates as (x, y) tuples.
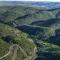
(0, 44), (28, 60)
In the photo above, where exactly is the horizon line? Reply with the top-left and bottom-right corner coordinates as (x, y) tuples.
(0, 0), (60, 2)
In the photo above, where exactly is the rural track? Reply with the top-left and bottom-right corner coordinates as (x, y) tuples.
(0, 44), (28, 60)
(0, 45), (14, 60)
(12, 45), (18, 60)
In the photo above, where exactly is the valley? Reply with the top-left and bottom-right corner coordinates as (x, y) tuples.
(0, 1), (60, 60)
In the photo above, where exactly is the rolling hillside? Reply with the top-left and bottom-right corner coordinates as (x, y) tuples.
(0, 22), (36, 60)
(0, 2), (60, 60)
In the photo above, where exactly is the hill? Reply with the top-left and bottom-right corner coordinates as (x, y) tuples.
(0, 3), (60, 60)
(0, 22), (36, 60)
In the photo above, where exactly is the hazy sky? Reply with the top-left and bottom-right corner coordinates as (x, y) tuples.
(0, 0), (60, 2)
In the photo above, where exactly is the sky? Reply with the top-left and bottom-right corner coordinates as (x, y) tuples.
(0, 0), (60, 2)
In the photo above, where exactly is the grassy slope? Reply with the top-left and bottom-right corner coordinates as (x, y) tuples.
(0, 22), (36, 60)
(0, 6), (55, 25)
(0, 5), (60, 60)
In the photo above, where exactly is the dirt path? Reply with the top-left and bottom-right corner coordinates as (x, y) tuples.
(0, 44), (28, 60)
(18, 45), (27, 57)
(12, 45), (18, 60)
(0, 45), (14, 60)
(0, 52), (10, 60)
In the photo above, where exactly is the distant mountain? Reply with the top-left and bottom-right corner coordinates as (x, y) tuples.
(31, 2), (60, 9)
(0, 1), (60, 9)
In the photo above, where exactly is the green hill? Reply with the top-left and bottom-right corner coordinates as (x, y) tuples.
(0, 5), (60, 60)
(0, 22), (36, 60)
(0, 6), (55, 26)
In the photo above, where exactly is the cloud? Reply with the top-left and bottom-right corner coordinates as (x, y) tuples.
(0, 0), (60, 2)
